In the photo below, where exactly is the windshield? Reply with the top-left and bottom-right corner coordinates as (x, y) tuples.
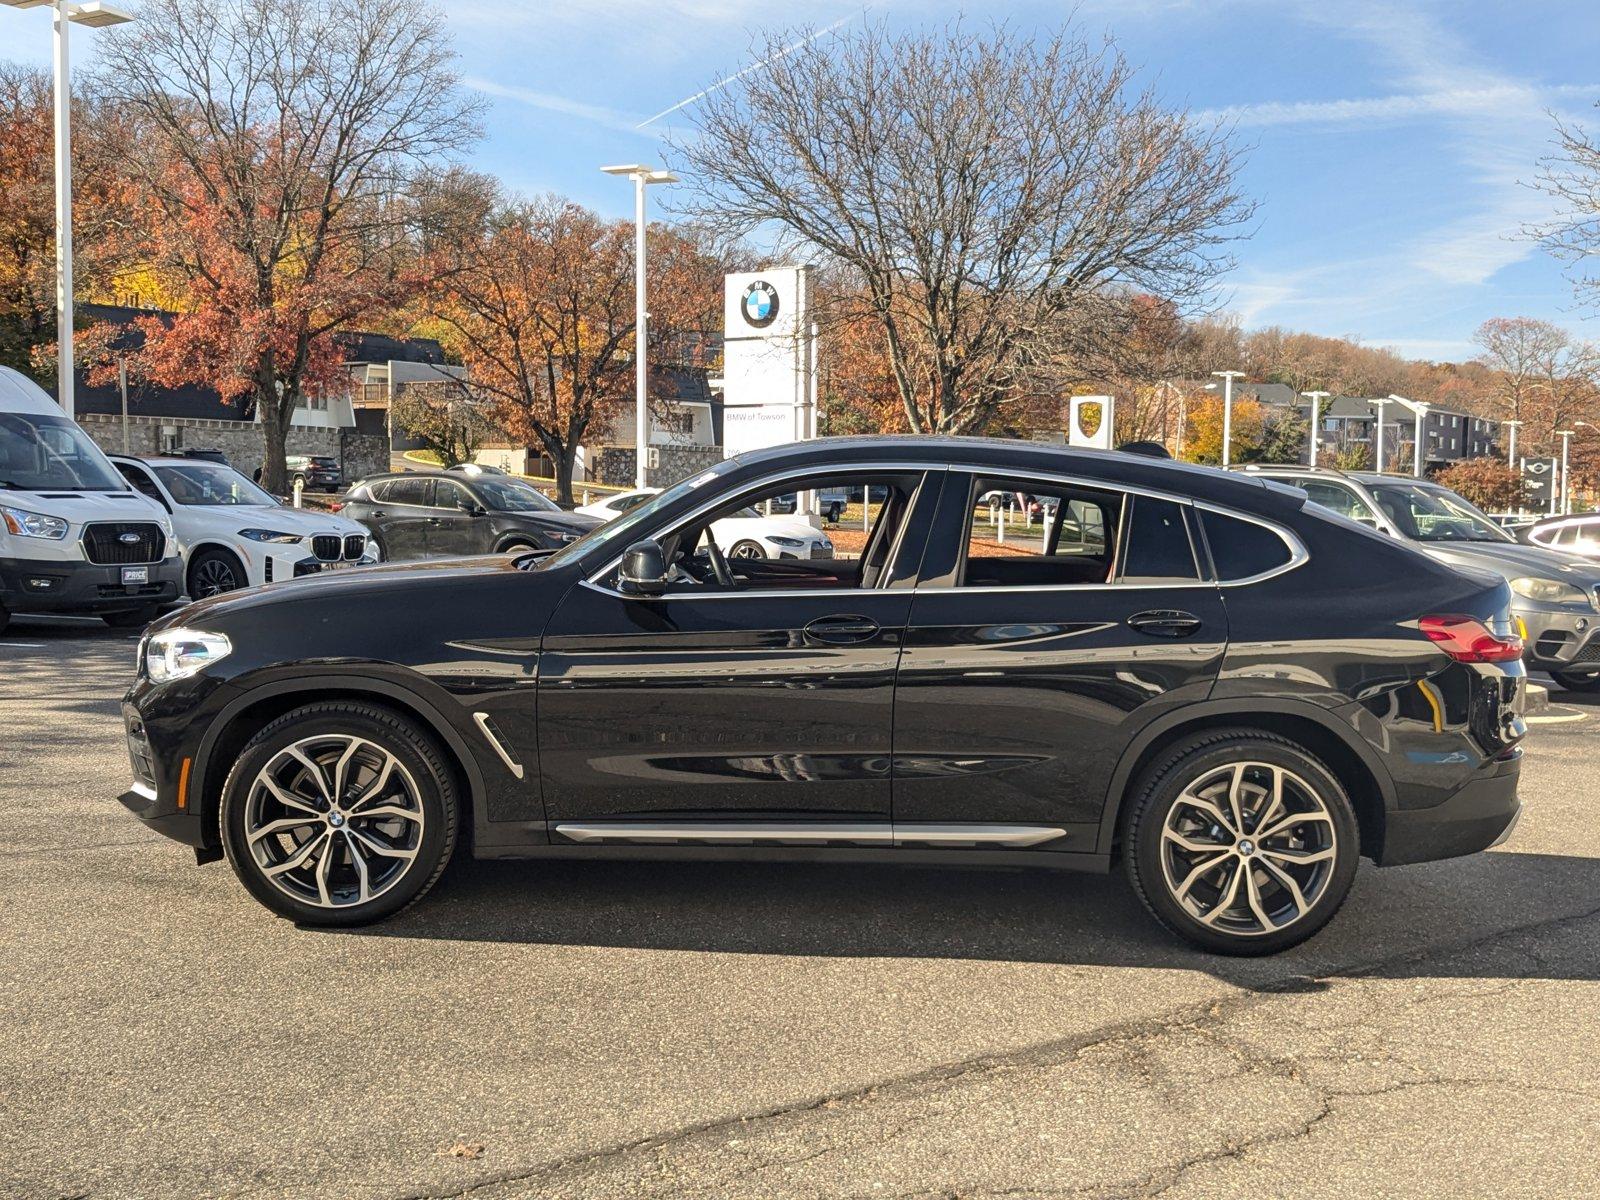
(153, 462), (277, 507)
(1368, 482), (1512, 543)
(474, 477), (559, 513)
(0, 411), (127, 492)
(537, 460), (740, 571)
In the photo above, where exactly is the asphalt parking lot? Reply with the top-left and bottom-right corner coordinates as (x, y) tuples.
(5, 616), (1600, 1200)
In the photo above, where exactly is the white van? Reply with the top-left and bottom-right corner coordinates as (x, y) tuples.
(0, 365), (182, 632)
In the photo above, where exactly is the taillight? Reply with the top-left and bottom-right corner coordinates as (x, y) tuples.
(1418, 615), (1523, 663)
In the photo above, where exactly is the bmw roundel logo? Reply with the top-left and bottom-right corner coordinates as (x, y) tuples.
(741, 280), (779, 328)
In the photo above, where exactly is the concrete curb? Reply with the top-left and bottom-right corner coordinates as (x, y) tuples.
(1526, 683), (1550, 715)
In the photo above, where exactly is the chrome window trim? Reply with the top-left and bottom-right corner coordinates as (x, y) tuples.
(581, 458), (1307, 598)
(585, 460), (950, 597)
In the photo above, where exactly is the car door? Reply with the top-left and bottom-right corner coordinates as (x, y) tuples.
(890, 470), (1229, 853)
(368, 477), (434, 560)
(115, 461), (172, 514)
(429, 478), (494, 557)
(535, 467), (944, 833)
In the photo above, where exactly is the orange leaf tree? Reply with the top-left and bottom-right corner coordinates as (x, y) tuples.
(428, 194), (726, 502)
(91, 0), (482, 491)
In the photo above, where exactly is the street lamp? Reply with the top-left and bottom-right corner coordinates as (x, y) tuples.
(601, 163), (677, 489)
(1373, 396), (1388, 472)
(1503, 418), (1522, 468)
(1558, 429), (1576, 514)
(2, 0), (134, 421)
(1300, 391), (1329, 467)
(1211, 370), (1245, 467)
(1407, 400), (1429, 477)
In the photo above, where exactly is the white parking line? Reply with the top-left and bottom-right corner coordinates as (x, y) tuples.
(0, 642), (46, 649)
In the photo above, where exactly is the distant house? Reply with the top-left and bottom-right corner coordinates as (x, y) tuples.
(1316, 396), (1499, 469)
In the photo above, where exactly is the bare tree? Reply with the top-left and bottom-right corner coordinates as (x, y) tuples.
(670, 21), (1254, 435)
(1531, 109), (1600, 309)
(93, 0), (482, 491)
(1473, 317), (1600, 450)
(390, 379), (500, 467)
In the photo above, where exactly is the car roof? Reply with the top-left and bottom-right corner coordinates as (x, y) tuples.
(110, 453), (234, 468)
(0, 365), (66, 415)
(730, 436), (1307, 518)
(1239, 464), (1442, 489)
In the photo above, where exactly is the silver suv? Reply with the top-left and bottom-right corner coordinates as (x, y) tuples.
(1242, 465), (1600, 692)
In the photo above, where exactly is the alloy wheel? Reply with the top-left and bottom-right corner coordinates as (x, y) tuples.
(729, 541), (765, 559)
(193, 558), (241, 597)
(1158, 761), (1337, 937)
(242, 734), (425, 909)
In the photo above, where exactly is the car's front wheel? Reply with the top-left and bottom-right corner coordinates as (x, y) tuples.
(729, 539), (766, 560)
(189, 548), (247, 598)
(219, 702), (459, 925)
(1551, 669), (1600, 693)
(1124, 730), (1359, 955)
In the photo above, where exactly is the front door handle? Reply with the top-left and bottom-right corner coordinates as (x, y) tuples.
(1127, 609), (1202, 638)
(804, 614), (881, 644)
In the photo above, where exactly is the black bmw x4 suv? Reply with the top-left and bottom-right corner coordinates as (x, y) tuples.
(118, 437), (1526, 954)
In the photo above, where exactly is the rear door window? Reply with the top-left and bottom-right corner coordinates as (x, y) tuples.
(379, 477), (432, 506)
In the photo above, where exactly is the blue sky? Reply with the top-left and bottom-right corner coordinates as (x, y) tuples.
(10, 0), (1599, 361)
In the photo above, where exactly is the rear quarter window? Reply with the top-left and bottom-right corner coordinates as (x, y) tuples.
(1201, 510), (1295, 581)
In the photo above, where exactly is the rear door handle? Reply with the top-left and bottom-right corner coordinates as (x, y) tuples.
(370, 510), (386, 518)
(1127, 609), (1202, 638)
(804, 614), (881, 644)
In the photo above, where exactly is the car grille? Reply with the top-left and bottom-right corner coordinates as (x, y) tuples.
(1569, 637), (1600, 665)
(82, 522), (163, 565)
(343, 533), (365, 561)
(311, 534), (342, 562)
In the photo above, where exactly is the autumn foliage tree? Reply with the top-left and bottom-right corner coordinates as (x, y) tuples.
(90, 0), (481, 491)
(1434, 458), (1527, 512)
(0, 63), (133, 381)
(428, 194), (725, 502)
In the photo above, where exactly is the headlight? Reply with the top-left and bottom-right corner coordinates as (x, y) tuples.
(239, 529), (303, 544)
(1509, 576), (1589, 605)
(0, 506), (69, 540)
(145, 628), (232, 682)
(768, 535), (805, 547)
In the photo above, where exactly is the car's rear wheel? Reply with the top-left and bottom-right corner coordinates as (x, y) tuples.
(219, 702), (458, 925)
(1124, 730), (1359, 955)
(1551, 669), (1600, 693)
(729, 539), (766, 559)
(189, 548), (247, 598)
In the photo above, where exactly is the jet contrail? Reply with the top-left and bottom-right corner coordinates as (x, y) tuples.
(636, 11), (863, 129)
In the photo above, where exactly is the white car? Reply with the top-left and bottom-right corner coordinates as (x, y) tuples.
(110, 455), (378, 598)
(577, 487), (835, 560)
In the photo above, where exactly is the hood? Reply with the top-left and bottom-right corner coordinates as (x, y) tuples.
(158, 554), (524, 628)
(1420, 539), (1600, 583)
(502, 509), (602, 531)
(9, 489), (165, 523)
(199, 504), (365, 537)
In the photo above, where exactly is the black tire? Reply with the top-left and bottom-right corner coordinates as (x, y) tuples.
(1123, 729), (1360, 956)
(1551, 670), (1600, 693)
(219, 701), (459, 926)
(188, 548), (247, 598)
(102, 604), (160, 628)
(826, 502), (842, 523)
(498, 539), (537, 554)
(729, 539), (766, 560)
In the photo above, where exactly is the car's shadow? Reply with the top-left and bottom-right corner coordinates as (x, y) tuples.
(349, 847), (1600, 989)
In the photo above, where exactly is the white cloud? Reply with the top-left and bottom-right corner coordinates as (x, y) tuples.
(1197, 83), (1596, 130)
(464, 77), (663, 140)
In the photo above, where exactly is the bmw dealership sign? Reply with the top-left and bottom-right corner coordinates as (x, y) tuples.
(722, 267), (813, 460)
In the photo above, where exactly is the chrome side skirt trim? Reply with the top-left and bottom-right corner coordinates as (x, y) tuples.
(473, 712), (525, 780)
(893, 824), (1068, 848)
(552, 821), (1067, 849)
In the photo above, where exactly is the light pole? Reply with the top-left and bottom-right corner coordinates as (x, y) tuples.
(2, 1), (133, 420)
(1373, 397), (1388, 472)
(1558, 429), (1575, 514)
(1300, 391), (1329, 467)
(1211, 370), (1245, 467)
(1410, 401), (1429, 477)
(601, 163), (677, 488)
(1504, 418), (1522, 467)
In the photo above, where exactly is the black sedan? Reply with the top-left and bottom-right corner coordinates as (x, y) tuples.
(340, 472), (599, 559)
(117, 437), (1526, 954)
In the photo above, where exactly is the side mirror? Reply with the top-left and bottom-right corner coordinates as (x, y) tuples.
(469, 503), (489, 517)
(617, 540), (669, 597)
